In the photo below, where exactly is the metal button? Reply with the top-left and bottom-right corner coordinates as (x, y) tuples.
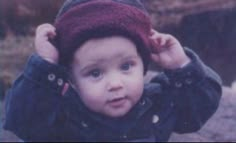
(140, 99), (146, 106)
(185, 78), (193, 84)
(81, 121), (88, 128)
(57, 78), (64, 86)
(123, 135), (127, 139)
(48, 73), (55, 81)
(152, 114), (159, 124)
(175, 82), (182, 88)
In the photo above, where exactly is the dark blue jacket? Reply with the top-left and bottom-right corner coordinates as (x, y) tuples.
(3, 48), (222, 142)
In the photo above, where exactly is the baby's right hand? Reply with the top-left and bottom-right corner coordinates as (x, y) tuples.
(35, 23), (58, 64)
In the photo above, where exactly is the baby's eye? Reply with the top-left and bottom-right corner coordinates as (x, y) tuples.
(88, 69), (101, 78)
(121, 62), (133, 71)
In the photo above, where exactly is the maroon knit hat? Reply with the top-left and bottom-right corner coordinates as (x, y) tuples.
(54, 0), (152, 73)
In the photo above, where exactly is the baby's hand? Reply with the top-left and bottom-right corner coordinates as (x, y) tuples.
(149, 29), (191, 69)
(35, 23), (58, 64)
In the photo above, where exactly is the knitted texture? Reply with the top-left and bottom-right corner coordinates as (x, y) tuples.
(54, 0), (151, 73)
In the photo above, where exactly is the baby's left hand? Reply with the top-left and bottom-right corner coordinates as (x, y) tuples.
(149, 29), (191, 69)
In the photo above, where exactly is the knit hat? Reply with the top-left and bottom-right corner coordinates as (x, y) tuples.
(54, 0), (152, 73)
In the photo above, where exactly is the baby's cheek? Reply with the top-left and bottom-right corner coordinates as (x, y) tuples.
(126, 78), (144, 101)
(78, 82), (105, 103)
(79, 90), (105, 112)
(83, 95), (100, 108)
(128, 75), (144, 90)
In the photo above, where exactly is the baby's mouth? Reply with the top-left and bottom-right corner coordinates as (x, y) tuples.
(108, 97), (127, 108)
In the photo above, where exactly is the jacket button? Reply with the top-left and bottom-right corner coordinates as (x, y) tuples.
(152, 114), (159, 124)
(140, 99), (146, 106)
(57, 78), (64, 86)
(48, 73), (56, 81)
(122, 135), (127, 139)
(175, 82), (182, 88)
(81, 121), (88, 128)
(185, 78), (193, 84)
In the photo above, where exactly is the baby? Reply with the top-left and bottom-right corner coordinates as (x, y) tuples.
(4, 0), (222, 142)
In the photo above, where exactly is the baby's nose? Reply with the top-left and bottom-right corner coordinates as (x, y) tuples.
(107, 75), (123, 92)
(109, 83), (122, 92)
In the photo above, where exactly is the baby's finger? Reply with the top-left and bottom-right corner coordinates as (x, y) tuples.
(149, 39), (159, 53)
(156, 33), (166, 45)
(36, 23), (54, 31)
(47, 30), (56, 39)
(149, 30), (168, 47)
(158, 33), (175, 47)
(150, 29), (158, 36)
(151, 53), (160, 63)
(150, 32), (164, 47)
(159, 36), (165, 47)
(149, 37), (164, 54)
(36, 23), (55, 37)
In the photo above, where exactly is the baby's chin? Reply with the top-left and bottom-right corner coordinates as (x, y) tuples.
(103, 102), (134, 118)
(107, 110), (129, 118)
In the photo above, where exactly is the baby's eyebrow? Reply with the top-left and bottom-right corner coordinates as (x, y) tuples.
(78, 64), (98, 73)
(79, 58), (107, 72)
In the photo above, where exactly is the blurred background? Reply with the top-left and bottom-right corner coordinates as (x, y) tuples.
(0, 0), (236, 142)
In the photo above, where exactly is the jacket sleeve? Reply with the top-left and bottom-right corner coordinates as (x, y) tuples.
(3, 54), (71, 141)
(150, 48), (222, 134)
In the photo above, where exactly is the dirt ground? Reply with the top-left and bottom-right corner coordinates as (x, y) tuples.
(0, 87), (235, 142)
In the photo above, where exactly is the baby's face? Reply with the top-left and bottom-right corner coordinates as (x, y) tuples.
(72, 36), (144, 118)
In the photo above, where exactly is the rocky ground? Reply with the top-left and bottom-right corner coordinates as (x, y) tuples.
(0, 86), (235, 142)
